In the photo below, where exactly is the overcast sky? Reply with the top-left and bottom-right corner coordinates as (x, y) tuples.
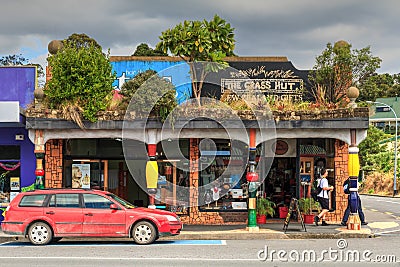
(1, 0), (399, 74)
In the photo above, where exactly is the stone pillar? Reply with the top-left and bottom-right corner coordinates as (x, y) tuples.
(347, 129), (361, 230)
(34, 130), (45, 189)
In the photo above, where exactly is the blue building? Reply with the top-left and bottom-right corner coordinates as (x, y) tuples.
(0, 66), (37, 211)
(110, 56), (192, 104)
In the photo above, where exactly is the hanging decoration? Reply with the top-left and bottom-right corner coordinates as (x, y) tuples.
(0, 162), (21, 171)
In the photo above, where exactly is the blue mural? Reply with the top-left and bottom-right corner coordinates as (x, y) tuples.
(111, 59), (192, 104)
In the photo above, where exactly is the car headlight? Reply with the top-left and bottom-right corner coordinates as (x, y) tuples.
(165, 215), (179, 222)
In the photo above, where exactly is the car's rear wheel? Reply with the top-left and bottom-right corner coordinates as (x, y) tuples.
(132, 221), (157, 245)
(27, 222), (53, 245)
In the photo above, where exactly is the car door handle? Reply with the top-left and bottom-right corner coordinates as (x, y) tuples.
(46, 211), (55, 215)
(85, 213), (93, 216)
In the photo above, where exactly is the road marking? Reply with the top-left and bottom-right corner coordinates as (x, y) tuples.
(370, 209), (378, 212)
(374, 229), (400, 235)
(375, 199), (400, 204)
(0, 240), (226, 247)
(0, 256), (259, 262)
(385, 211), (394, 215)
(368, 222), (399, 229)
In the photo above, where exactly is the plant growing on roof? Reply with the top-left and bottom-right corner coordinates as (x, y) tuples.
(309, 41), (381, 106)
(45, 34), (115, 126)
(119, 70), (177, 122)
(157, 14), (236, 106)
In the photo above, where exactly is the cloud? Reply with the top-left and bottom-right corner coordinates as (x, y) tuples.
(0, 0), (399, 74)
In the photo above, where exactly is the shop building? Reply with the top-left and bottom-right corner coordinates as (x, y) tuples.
(0, 67), (37, 215)
(26, 57), (369, 224)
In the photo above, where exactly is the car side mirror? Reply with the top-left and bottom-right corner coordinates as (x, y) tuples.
(110, 204), (118, 210)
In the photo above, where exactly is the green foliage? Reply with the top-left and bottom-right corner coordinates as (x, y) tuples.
(367, 189), (374, 194)
(298, 197), (320, 214)
(157, 14), (235, 104)
(358, 73), (400, 101)
(0, 54), (29, 65)
(359, 125), (391, 172)
(309, 42), (381, 105)
(256, 197), (276, 217)
(120, 70), (177, 122)
(132, 43), (167, 56)
(45, 42), (115, 123)
(65, 33), (102, 50)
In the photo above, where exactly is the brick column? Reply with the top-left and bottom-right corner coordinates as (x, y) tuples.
(326, 140), (348, 222)
(44, 139), (63, 188)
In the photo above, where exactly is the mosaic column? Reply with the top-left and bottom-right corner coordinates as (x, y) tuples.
(34, 130), (45, 189)
(347, 129), (361, 230)
(146, 143), (158, 208)
(246, 128), (259, 231)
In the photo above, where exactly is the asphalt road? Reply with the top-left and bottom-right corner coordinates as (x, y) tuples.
(361, 195), (400, 219)
(0, 195), (398, 266)
(0, 238), (399, 266)
(360, 195), (400, 236)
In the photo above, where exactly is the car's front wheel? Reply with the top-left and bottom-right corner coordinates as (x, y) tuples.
(132, 221), (157, 245)
(27, 222), (53, 245)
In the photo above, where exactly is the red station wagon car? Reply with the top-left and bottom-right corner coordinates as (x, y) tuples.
(1, 189), (182, 245)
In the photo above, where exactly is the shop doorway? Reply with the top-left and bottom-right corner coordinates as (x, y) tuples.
(262, 157), (297, 208)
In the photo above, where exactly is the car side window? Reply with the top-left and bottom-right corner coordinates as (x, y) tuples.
(19, 194), (47, 207)
(83, 194), (114, 209)
(48, 194), (80, 208)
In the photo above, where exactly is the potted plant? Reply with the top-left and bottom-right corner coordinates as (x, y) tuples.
(298, 197), (320, 224)
(256, 197), (276, 224)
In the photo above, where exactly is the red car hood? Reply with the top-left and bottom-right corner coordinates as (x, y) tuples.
(133, 207), (177, 216)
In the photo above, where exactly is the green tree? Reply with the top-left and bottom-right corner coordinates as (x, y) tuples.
(309, 41), (381, 105)
(0, 54), (29, 65)
(65, 33), (102, 50)
(45, 41), (115, 125)
(157, 14), (235, 106)
(359, 125), (390, 172)
(119, 70), (177, 122)
(132, 43), (167, 56)
(358, 73), (394, 101)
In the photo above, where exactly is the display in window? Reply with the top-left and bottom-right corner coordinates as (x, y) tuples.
(0, 161), (21, 203)
(72, 164), (91, 189)
(10, 177), (20, 191)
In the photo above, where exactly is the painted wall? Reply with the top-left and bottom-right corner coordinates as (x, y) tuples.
(0, 66), (37, 189)
(0, 66), (37, 108)
(0, 127), (35, 188)
(111, 59), (192, 104)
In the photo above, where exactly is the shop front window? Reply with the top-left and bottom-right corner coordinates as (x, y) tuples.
(155, 161), (189, 215)
(0, 145), (21, 203)
(152, 139), (190, 215)
(198, 139), (248, 212)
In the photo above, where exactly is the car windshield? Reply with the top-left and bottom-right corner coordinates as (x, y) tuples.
(106, 193), (136, 209)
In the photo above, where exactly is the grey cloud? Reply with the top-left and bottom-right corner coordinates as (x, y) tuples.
(0, 0), (399, 73)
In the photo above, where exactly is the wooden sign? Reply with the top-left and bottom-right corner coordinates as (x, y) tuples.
(283, 198), (307, 233)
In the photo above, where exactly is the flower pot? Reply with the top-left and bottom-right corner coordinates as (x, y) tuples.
(302, 214), (315, 224)
(256, 214), (267, 224)
(279, 207), (288, 219)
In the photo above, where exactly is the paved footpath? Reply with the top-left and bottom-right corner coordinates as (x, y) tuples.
(0, 218), (374, 244)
